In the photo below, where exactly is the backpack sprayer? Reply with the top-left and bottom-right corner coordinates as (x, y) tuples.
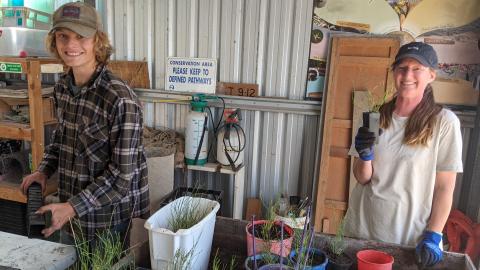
(184, 94), (246, 171)
(185, 94), (211, 165)
(216, 108), (245, 171)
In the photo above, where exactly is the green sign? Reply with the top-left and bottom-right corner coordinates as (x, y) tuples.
(0, 62), (22, 73)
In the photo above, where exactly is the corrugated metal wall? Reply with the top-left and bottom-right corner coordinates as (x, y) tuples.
(96, 0), (476, 218)
(97, 0), (318, 217)
(455, 111), (476, 214)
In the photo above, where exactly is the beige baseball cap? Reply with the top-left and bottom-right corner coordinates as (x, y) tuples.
(51, 2), (102, 38)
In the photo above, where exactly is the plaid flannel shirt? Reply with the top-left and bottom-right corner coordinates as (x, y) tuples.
(38, 65), (149, 240)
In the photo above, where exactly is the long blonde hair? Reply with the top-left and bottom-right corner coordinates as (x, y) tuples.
(379, 84), (442, 146)
(45, 30), (113, 65)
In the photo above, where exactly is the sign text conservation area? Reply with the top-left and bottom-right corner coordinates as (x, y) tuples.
(166, 57), (217, 93)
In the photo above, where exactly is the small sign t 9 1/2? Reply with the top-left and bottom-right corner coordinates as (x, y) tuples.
(216, 82), (258, 97)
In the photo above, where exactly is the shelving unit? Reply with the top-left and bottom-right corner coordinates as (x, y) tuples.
(185, 163), (245, 219)
(0, 57), (61, 203)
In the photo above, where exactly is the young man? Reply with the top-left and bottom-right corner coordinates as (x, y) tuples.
(20, 2), (149, 248)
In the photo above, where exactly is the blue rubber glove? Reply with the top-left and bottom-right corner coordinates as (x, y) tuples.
(354, 127), (375, 161)
(415, 231), (443, 267)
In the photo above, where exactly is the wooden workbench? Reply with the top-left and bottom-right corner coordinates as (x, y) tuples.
(211, 217), (477, 270)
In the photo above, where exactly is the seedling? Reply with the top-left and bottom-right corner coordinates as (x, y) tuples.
(167, 185), (212, 232)
(327, 219), (347, 262)
(211, 249), (236, 270)
(69, 219), (135, 270)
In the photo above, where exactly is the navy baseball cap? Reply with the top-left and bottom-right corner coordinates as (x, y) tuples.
(393, 42), (438, 69)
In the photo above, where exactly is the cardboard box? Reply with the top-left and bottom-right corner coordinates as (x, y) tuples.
(432, 79), (478, 106)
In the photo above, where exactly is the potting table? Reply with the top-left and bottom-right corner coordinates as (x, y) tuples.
(211, 217), (477, 270)
(0, 231), (76, 270)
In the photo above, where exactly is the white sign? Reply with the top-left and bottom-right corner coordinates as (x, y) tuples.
(165, 57), (217, 93)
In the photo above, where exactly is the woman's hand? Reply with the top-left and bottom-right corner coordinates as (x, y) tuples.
(355, 127), (376, 161)
(415, 230), (443, 267)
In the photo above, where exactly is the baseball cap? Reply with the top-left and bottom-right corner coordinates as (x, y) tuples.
(51, 2), (102, 38)
(393, 42), (438, 69)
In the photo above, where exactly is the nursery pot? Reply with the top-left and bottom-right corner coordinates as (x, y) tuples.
(357, 250), (394, 270)
(246, 220), (294, 257)
(244, 253), (290, 270)
(289, 248), (328, 270)
(363, 111), (380, 144)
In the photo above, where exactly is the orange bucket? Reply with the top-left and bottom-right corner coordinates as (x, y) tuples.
(357, 249), (394, 270)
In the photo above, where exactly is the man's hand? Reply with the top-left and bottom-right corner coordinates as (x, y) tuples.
(355, 127), (376, 161)
(416, 231), (443, 267)
(36, 202), (76, 238)
(20, 171), (47, 195)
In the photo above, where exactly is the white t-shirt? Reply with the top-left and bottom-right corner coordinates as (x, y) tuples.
(344, 108), (463, 246)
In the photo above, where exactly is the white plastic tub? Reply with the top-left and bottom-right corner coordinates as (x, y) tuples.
(144, 196), (220, 270)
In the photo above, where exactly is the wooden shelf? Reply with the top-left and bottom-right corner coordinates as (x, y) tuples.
(0, 179), (57, 203)
(0, 57), (60, 202)
(182, 162), (243, 175)
(0, 86), (54, 100)
(0, 122), (32, 140)
(0, 57), (60, 75)
(0, 57), (59, 63)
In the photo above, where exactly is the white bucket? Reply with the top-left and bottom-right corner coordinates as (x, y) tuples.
(144, 196), (220, 270)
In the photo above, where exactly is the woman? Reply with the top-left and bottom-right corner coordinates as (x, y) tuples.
(20, 2), (149, 250)
(344, 42), (463, 267)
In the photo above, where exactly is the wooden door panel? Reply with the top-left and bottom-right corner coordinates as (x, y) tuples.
(325, 157), (350, 202)
(314, 36), (400, 234)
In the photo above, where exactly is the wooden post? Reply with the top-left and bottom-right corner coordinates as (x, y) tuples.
(27, 61), (44, 171)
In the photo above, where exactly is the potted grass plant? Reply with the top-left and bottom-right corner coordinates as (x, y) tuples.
(289, 229), (328, 270)
(144, 195), (220, 270)
(246, 205), (294, 258)
(325, 221), (353, 270)
(247, 217), (293, 270)
(290, 248), (328, 270)
(286, 206), (328, 270)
